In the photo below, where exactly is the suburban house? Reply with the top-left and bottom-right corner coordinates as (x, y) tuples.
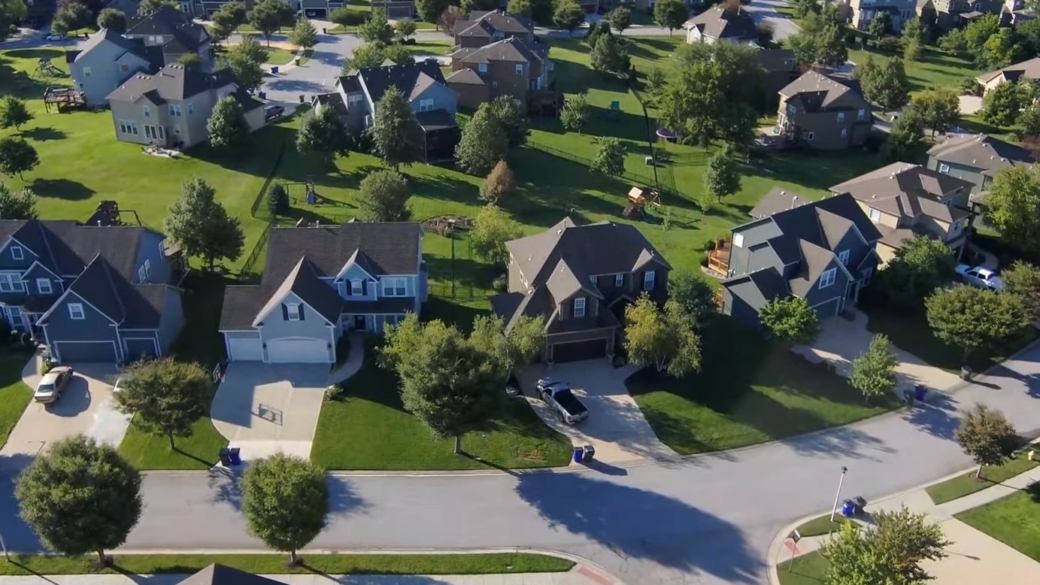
(314, 61), (460, 161)
(219, 222), (427, 364)
(976, 56), (1040, 93)
(123, 6), (212, 70)
(757, 48), (799, 103)
(447, 36), (552, 110)
(106, 65), (265, 149)
(369, 0), (414, 18)
(0, 219), (185, 363)
(489, 218), (671, 364)
(720, 191), (881, 329)
(835, 0), (917, 32)
(917, 0), (1004, 30)
(926, 133), (1035, 193)
(451, 10), (536, 48)
(999, 0), (1035, 25)
(683, 5), (761, 45)
(67, 29), (164, 106)
(777, 70), (873, 150)
(830, 162), (975, 264)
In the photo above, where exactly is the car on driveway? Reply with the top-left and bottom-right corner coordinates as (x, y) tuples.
(956, 264), (1004, 292)
(536, 378), (589, 424)
(34, 366), (74, 403)
(44, 33), (65, 41)
(264, 104), (285, 121)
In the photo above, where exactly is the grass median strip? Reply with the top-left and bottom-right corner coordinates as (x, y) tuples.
(793, 514), (856, 538)
(0, 553), (574, 576)
(0, 357), (32, 449)
(926, 451), (1040, 505)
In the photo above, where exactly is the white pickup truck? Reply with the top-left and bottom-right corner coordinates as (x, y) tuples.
(536, 379), (589, 424)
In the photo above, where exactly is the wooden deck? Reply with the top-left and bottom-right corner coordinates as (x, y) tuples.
(706, 244), (731, 277)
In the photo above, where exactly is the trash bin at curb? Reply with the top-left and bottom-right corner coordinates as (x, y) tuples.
(961, 365), (971, 380)
(229, 447), (242, 466)
(914, 384), (927, 402)
(295, 58), (301, 66)
(573, 447), (584, 463)
(218, 447), (231, 466)
(583, 444), (596, 462)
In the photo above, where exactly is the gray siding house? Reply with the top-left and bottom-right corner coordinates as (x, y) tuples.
(926, 133), (1036, 193)
(219, 222), (427, 364)
(123, 6), (213, 71)
(721, 191), (882, 329)
(0, 219), (185, 363)
(67, 28), (163, 106)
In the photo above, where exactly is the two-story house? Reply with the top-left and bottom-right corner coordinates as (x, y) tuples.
(830, 162), (976, 265)
(838, 0), (918, 32)
(683, 5), (762, 45)
(106, 65), (265, 149)
(976, 57), (1040, 94)
(123, 6), (212, 70)
(67, 29), (165, 106)
(447, 35), (551, 110)
(452, 10), (536, 47)
(917, 0), (1004, 30)
(721, 192), (882, 329)
(489, 218), (671, 364)
(0, 219), (185, 363)
(219, 222), (427, 364)
(777, 71), (874, 150)
(926, 133), (1036, 193)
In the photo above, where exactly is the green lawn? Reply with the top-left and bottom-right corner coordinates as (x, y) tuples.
(298, 48), (314, 66)
(777, 550), (828, 585)
(311, 345), (573, 470)
(0, 553), (572, 576)
(627, 318), (899, 454)
(0, 357), (32, 449)
(406, 40), (453, 57)
(793, 513), (856, 538)
(847, 45), (979, 94)
(956, 482), (1040, 562)
(926, 451), (1040, 505)
(264, 47), (297, 65)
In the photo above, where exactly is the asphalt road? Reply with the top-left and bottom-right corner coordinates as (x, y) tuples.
(4, 344), (1040, 584)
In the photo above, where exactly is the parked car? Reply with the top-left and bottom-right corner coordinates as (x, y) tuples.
(264, 104), (285, 121)
(956, 264), (1004, 292)
(536, 378), (589, 424)
(34, 366), (74, 403)
(44, 33), (65, 41)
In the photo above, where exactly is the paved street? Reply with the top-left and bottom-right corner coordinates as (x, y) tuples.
(743, 0), (801, 41)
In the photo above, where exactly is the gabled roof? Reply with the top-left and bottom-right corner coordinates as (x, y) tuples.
(780, 70), (870, 113)
(459, 10), (535, 36)
(37, 256), (168, 328)
(415, 108), (458, 131)
(927, 133), (1036, 176)
(252, 258), (342, 326)
(445, 68), (486, 85)
(345, 60), (447, 105)
(749, 187), (811, 219)
(125, 5), (209, 53)
(74, 28), (154, 65)
(682, 5), (760, 42)
(830, 162), (974, 223)
(107, 65), (236, 104)
(977, 56), (1040, 84)
(756, 48), (797, 72)
(455, 36), (548, 64)
(178, 564), (283, 585)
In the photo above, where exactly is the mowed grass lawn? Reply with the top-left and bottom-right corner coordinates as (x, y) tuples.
(0, 357), (32, 449)
(627, 317), (899, 454)
(926, 450), (1040, 505)
(956, 483), (1040, 562)
(846, 45), (979, 94)
(263, 47), (296, 65)
(777, 550), (828, 585)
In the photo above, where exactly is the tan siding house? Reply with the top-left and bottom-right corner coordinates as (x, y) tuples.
(777, 70), (873, 150)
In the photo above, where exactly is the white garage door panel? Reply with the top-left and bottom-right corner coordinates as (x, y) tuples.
(228, 337), (263, 361)
(267, 338), (330, 364)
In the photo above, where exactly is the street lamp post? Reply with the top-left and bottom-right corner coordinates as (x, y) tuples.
(447, 218), (456, 299)
(0, 525), (9, 561)
(830, 466), (848, 523)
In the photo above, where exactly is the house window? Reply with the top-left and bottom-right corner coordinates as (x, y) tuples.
(169, 104), (182, 116)
(615, 274), (623, 287)
(10, 246), (22, 260)
(862, 267), (874, 283)
(138, 265), (147, 281)
(869, 208), (881, 222)
(349, 279), (363, 295)
(838, 249), (850, 265)
(418, 98), (435, 112)
(68, 303), (85, 320)
(478, 63), (488, 73)
(347, 93), (363, 107)
(118, 120), (139, 135)
(492, 81), (498, 88)
(858, 109), (867, 120)
(286, 303), (301, 321)
(939, 163), (950, 174)
(574, 297), (586, 318)
(733, 233), (744, 248)
(590, 275), (597, 285)
(174, 126), (181, 135)
(837, 112), (845, 122)
(644, 271), (656, 291)
(144, 106), (151, 117)
(805, 131), (815, 141)
(0, 274), (22, 293)
(515, 63), (524, 75)
(120, 63), (130, 73)
(137, 259), (151, 281)
(819, 268), (837, 289)
(187, 103), (194, 115)
(83, 67), (92, 77)
(382, 277), (407, 297)
(841, 128), (848, 138)
(36, 278), (51, 295)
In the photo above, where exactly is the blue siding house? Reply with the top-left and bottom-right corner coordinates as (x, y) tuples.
(219, 222), (426, 364)
(0, 219), (185, 363)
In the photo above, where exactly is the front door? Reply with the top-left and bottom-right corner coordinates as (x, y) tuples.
(353, 315), (366, 331)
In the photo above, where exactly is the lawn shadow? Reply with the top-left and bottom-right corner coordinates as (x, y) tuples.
(900, 391), (959, 441)
(30, 178), (95, 200)
(301, 564), (452, 583)
(421, 296), (491, 330)
(22, 127), (66, 141)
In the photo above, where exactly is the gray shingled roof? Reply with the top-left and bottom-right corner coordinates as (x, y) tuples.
(927, 133), (1036, 176)
(74, 28), (154, 66)
(780, 70), (869, 112)
(125, 5), (208, 53)
(107, 65), (236, 104)
(457, 36), (547, 64)
(977, 56), (1040, 84)
(178, 564), (282, 585)
(349, 61), (446, 105)
(445, 68), (486, 85)
(467, 10), (535, 34)
(830, 162), (974, 223)
(252, 258), (343, 326)
(682, 5), (759, 41)
(37, 255), (167, 328)
(749, 187), (811, 219)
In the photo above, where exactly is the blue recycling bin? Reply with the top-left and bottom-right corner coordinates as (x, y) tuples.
(271, 66), (279, 75)
(841, 499), (857, 517)
(573, 447), (584, 463)
(914, 384), (927, 401)
(229, 447), (241, 466)
(258, 91), (267, 100)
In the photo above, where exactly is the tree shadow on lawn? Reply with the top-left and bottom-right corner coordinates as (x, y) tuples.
(421, 296), (490, 331)
(408, 171), (482, 207)
(29, 178), (95, 200)
(21, 127), (65, 142)
(424, 255), (493, 290)
(187, 124), (294, 176)
(552, 59), (629, 94)
(514, 472), (763, 581)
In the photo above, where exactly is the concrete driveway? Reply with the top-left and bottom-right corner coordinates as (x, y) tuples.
(793, 309), (962, 394)
(0, 360), (128, 459)
(240, 27), (360, 105)
(959, 95), (983, 116)
(518, 359), (678, 465)
(209, 363), (329, 461)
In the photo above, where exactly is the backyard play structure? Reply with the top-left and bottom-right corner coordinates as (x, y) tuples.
(624, 187), (661, 219)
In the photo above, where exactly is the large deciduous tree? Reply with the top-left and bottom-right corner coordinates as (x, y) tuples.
(559, 92), (589, 134)
(0, 137), (39, 180)
(849, 333), (898, 403)
(1002, 261), (1040, 321)
(53, 1), (92, 35)
(456, 103), (509, 176)
(0, 184), (37, 219)
(358, 169), (411, 222)
(823, 507), (949, 585)
(553, 0), (585, 35)
(591, 32), (630, 77)
(16, 436), (142, 566)
(417, 0), (451, 25)
(437, 6), (465, 32)
(164, 178), (245, 270)
(985, 166), (1040, 254)
(330, 7), (368, 31)
(860, 57), (910, 113)
(470, 204), (522, 268)
(590, 137), (625, 177)
(207, 95), (250, 149)
(249, 0), (293, 46)
(608, 6), (632, 34)
(624, 294), (702, 377)
(209, 2), (246, 43)
(296, 104), (350, 163)
(289, 16), (318, 50)
(0, 96), (33, 131)
(0, 0), (28, 42)
(654, 0), (688, 35)
(925, 285), (1030, 363)
(369, 86), (423, 170)
(910, 88), (960, 136)
(668, 270), (716, 327)
(359, 8), (394, 44)
(981, 80), (1024, 127)
(956, 403), (1020, 479)
(881, 105), (925, 163)
(242, 454), (328, 565)
(113, 359), (212, 450)
(759, 296), (820, 346)
(97, 7), (127, 31)
(227, 37), (267, 93)
(486, 96), (529, 149)
(876, 235), (956, 306)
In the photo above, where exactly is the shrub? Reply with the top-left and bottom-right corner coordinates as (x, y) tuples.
(492, 274), (508, 292)
(324, 384), (346, 402)
(877, 36), (901, 52)
(267, 183), (289, 216)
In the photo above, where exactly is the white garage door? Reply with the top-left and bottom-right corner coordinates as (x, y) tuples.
(227, 336), (263, 361)
(267, 338), (330, 364)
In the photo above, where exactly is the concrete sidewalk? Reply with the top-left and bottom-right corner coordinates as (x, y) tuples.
(0, 572), (592, 585)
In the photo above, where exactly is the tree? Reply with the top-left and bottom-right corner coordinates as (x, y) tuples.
(560, 92), (589, 134)
(654, 0), (688, 35)
(925, 285), (1030, 362)
(784, 32), (818, 68)
(207, 95), (250, 149)
(788, 22), (848, 68)
(982, 27), (1023, 69)
(437, 5), (465, 33)
(0, 0), (28, 42)
(668, 270), (716, 327)
(359, 8), (394, 44)
(53, 1), (92, 35)
(343, 43), (388, 72)
(137, 0), (177, 15)
(903, 37), (923, 62)
(0, 184), (37, 219)
(507, 0), (532, 16)
(553, 0), (585, 36)
(624, 294), (702, 377)
(939, 28), (969, 57)
(227, 37), (266, 92)
(901, 16), (926, 48)
(881, 105), (925, 163)
(1003, 261), (1040, 321)
(1019, 104), (1040, 140)
(486, 96), (529, 149)
(358, 169), (411, 222)
(164, 178), (245, 270)
(241, 454), (327, 565)
(965, 13), (1000, 57)
(480, 160), (517, 205)
(417, 0), (452, 24)
(645, 66), (667, 106)
(0, 137), (39, 180)
(910, 88), (960, 136)
(97, 7), (127, 32)
(608, 6), (632, 34)
(380, 315), (503, 454)
(591, 31), (630, 77)
(0, 96), (33, 131)
(289, 17), (318, 50)
(985, 166), (1040, 254)
(586, 19), (611, 49)
(369, 86), (423, 170)
(16, 436), (141, 565)
(456, 104), (508, 176)
(177, 53), (203, 70)
(981, 81), (1024, 127)
(330, 7), (368, 31)
(956, 403), (1020, 479)
(877, 235), (956, 306)
(249, 0), (293, 46)
(860, 57), (910, 113)
(383, 43), (413, 65)
(705, 146), (741, 203)
(590, 137), (625, 177)
(1018, 16), (1040, 55)
(822, 507), (949, 585)
(394, 17), (417, 40)
(236, 33), (270, 63)
(210, 2), (247, 43)
(297, 104), (350, 164)
(793, 0), (820, 19)
(868, 11), (891, 38)
(849, 334), (898, 403)
(267, 183), (289, 216)
(759, 296), (820, 346)
(112, 359), (211, 450)
(470, 204), (522, 267)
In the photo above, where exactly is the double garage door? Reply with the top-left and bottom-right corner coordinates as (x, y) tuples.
(227, 336), (330, 363)
(550, 338), (608, 363)
(55, 341), (117, 363)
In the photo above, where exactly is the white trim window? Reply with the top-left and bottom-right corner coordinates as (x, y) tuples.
(837, 112), (845, 122)
(0, 273), (23, 293)
(590, 275), (597, 285)
(118, 120), (139, 135)
(83, 66), (92, 77)
(841, 128), (848, 138)
(381, 277), (407, 297)
(806, 131), (815, 141)
(615, 274), (624, 287)
(347, 93), (364, 107)
(862, 267), (874, 283)
(515, 63), (524, 75)
(10, 246), (22, 260)
(478, 63), (488, 73)
(573, 297), (586, 318)
(869, 208), (881, 222)
(858, 109), (867, 120)
(838, 249), (850, 265)
(939, 163), (950, 174)
(644, 271), (656, 291)
(144, 105), (151, 117)
(286, 303), (301, 321)
(418, 98), (435, 112)
(68, 303), (85, 320)
(819, 268), (837, 289)
(169, 104), (182, 116)
(349, 278), (363, 296)
(733, 233), (744, 248)
(36, 278), (52, 295)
